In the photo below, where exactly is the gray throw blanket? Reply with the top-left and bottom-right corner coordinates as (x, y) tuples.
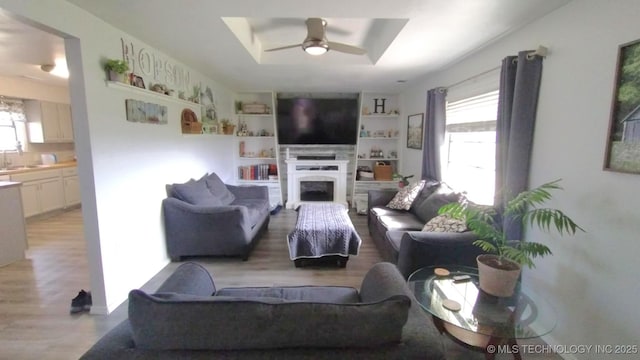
(287, 203), (362, 260)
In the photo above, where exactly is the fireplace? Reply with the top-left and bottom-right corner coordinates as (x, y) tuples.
(285, 159), (349, 209)
(300, 181), (334, 202)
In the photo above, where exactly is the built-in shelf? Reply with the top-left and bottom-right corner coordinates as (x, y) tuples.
(182, 133), (232, 137)
(237, 179), (279, 183)
(354, 93), (401, 205)
(355, 180), (398, 184)
(105, 80), (201, 108)
(361, 114), (399, 119)
(358, 137), (399, 140)
(236, 136), (275, 139)
(357, 158), (399, 161)
(234, 92), (282, 209)
(236, 113), (273, 117)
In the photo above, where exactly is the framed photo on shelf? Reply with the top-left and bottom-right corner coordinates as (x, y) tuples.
(132, 75), (145, 89)
(407, 113), (424, 150)
(604, 38), (640, 174)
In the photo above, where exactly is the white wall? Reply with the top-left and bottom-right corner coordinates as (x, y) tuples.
(398, 90), (424, 177)
(401, 0), (640, 357)
(0, 0), (236, 313)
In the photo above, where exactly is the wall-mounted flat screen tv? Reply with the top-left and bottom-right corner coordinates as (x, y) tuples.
(276, 97), (359, 145)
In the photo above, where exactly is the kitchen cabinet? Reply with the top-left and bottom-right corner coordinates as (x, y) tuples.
(39, 177), (64, 213)
(62, 167), (80, 207)
(25, 100), (74, 143)
(19, 181), (40, 217)
(0, 181), (27, 266)
(57, 103), (74, 141)
(11, 169), (64, 218)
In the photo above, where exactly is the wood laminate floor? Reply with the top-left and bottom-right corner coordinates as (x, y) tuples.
(0, 208), (562, 359)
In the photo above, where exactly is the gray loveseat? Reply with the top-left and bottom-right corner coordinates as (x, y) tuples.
(368, 180), (485, 278)
(162, 173), (269, 261)
(80, 262), (446, 359)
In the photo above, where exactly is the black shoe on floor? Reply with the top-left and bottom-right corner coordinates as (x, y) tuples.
(85, 291), (92, 311)
(70, 289), (92, 314)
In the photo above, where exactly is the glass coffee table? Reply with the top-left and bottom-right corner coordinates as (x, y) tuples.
(408, 266), (556, 360)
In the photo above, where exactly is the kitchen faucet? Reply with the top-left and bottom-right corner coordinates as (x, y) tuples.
(1, 117), (23, 169)
(1, 143), (21, 169)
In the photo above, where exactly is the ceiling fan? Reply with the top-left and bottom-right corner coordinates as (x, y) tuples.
(264, 18), (366, 56)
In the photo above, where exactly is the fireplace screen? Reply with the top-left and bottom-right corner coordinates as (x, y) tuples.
(300, 181), (334, 202)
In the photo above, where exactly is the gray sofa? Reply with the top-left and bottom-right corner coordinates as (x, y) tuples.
(80, 262), (446, 359)
(368, 180), (485, 278)
(162, 173), (270, 261)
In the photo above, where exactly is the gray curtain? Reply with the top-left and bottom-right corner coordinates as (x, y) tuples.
(421, 87), (447, 181)
(494, 51), (543, 240)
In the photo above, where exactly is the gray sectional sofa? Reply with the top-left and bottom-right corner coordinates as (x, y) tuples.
(162, 173), (270, 261)
(368, 180), (485, 278)
(80, 262), (446, 359)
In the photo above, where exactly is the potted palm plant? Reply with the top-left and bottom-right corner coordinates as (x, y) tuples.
(440, 179), (584, 297)
(104, 59), (129, 82)
(392, 173), (414, 188)
(220, 119), (235, 135)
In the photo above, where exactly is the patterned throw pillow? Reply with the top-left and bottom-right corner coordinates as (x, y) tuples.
(422, 214), (468, 233)
(386, 181), (425, 210)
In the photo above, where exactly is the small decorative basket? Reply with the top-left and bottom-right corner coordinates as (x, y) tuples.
(373, 162), (393, 181)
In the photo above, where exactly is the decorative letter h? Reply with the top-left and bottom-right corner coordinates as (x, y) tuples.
(373, 98), (386, 114)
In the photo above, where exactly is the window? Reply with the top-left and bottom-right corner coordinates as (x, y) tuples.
(0, 98), (27, 152)
(443, 90), (499, 205)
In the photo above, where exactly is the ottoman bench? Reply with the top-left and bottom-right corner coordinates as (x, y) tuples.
(287, 203), (362, 267)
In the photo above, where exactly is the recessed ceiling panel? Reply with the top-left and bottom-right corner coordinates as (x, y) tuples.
(0, 11), (68, 86)
(59, 0), (574, 92)
(223, 17), (407, 65)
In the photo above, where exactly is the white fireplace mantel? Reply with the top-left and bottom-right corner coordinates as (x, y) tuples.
(285, 159), (349, 209)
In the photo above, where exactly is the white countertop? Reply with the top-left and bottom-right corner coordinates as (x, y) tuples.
(0, 161), (77, 177)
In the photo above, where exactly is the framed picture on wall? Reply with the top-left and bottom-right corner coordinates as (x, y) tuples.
(132, 75), (145, 89)
(604, 38), (640, 174)
(407, 113), (424, 150)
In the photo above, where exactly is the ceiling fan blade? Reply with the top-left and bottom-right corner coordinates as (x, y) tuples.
(252, 18), (350, 36)
(306, 18), (325, 40)
(328, 41), (367, 55)
(264, 44), (301, 52)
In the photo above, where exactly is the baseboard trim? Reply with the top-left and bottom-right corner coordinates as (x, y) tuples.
(89, 305), (109, 315)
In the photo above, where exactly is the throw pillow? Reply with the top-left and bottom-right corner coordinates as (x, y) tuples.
(171, 179), (222, 206)
(412, 183), (465, 223)
(409, 179), (441, 213)
(386, 180), (425, 210)
(204, 173), (236, 205)
(422, 214), (468, 233)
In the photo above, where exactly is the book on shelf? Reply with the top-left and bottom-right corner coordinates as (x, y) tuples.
(238, 164), (277, 180)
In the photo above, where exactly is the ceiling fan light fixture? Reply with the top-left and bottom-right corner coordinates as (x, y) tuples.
(265, 18), (363, 56)
(40, 64), (55, 72)
(303, 40), (328, 56)
(40, 59), (69, 78)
